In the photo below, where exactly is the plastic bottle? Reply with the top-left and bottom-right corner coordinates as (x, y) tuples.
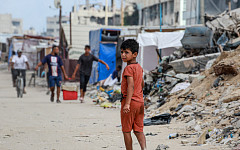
(169, 133), (179, 139)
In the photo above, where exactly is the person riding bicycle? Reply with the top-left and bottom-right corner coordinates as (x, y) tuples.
(11, 49), (30, 94)
(35, 45), (68, 103)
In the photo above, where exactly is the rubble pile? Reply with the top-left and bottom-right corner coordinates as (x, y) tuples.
(206, 8), (240, 52)
(146, 49), (240, 147)
(206, 8), (240, 40)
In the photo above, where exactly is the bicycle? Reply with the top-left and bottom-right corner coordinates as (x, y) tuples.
(16, 72), (24, 98)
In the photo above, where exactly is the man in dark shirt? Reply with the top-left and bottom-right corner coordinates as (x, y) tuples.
(72, 45), (109, 103)
(112, 65), (122, 82)
(35, 45), (68, 103)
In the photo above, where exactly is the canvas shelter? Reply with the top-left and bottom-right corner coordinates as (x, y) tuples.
(137, 32), (185, 71)
(89, 28), (121, 84)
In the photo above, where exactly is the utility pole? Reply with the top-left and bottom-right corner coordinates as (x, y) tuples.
(86, 0), (89, 10)
(59, 5), (63, 58)
(138, 4), (142, 26)
(159, 2), (162, 32)
(70, 12), (72, 46)
(196, 0), (200, 24)
(121, 0), (124, 26)
(112, 0), (116, 25)
(159, 0), (162, 65)
(200, 0), (204, 24)
(228, 0), (231, 11)
(105, 0), (108, 25)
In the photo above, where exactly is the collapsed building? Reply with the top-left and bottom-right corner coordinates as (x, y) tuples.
(144, 48), (240, 147)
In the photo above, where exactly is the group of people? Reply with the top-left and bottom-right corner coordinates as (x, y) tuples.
(35, 45), (110, 103)
(11, 39), (147, 150)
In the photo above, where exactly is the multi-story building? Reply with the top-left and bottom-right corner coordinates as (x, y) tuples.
(12, 18), (23, 34)
(46, 15), (69, 38)
(128, 0), (240, 27)
(70, 1), (121, 26)
(0, 14), (23, 34)
(142, 0), (181, 26)
(127, 0), (183, 27)
(24, 27), (37, 35)
(183, 0), (240, 25)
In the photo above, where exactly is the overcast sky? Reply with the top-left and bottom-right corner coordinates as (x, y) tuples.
(0, 0), (119, 34)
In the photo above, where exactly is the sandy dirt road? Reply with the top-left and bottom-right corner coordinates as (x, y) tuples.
(0, 68), (229, 150)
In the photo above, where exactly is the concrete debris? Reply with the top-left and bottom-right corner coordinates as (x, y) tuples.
(197, 131), (207, 145)
(169, 53), (220, 74)
(221, 89), (240, 103)
(170, 82), (190, 94)
(144, 49), (240, 148)
(178, 105), (195, 114)
(181, 140), (190, 145)
(236, 120), (240, 129)
(205, 59), (216, 70)
(205, 8), (240, 52)
(189, 74), (205, 83)
(213, 62), (238, 76)
(206, 8), (240, 33)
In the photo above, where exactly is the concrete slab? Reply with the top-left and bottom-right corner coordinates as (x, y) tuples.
(169, 53), (220, 73)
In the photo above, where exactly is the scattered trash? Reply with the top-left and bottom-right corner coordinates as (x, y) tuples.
(168, 133), (179, 139)
(146, 132), (158, 136)
(87, 84), (122, 109)
(155, 144), (169, 150)
(213, 76), (224, 88)
(234, 112), (240, 116)
(144, 113), (171, 126)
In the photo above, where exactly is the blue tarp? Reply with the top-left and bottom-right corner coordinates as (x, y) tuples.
(8, 43), (13, 63)
(89, 28), (119, 84)
(99, 43), (116, 81)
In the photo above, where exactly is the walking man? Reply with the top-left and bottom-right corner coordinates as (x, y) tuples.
(35, 45), (68, 103)
(72, 45), (109, 103)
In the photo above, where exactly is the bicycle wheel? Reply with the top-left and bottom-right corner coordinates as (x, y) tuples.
(19, 78), (24, 98)
(17, 79), (20, 98)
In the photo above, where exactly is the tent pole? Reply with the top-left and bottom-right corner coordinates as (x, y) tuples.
(159, 2), (162, 32)
(140, 46), (143, 68)
(159, 1), (162, 67)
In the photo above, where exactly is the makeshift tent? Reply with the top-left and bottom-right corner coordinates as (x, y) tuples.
(137, 32), (184, 71)
(89, 28), (120, 84)
(8, 35), (54, 70)
(138, 32), (184, 49)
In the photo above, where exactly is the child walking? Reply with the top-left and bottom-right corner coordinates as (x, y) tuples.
(120, 39), (146, 150)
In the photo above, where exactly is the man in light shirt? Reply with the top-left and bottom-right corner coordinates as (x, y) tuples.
(11, 49), (30, 93)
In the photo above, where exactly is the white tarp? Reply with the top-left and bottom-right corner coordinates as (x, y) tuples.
(170, 82), (191, 94)
(137, 32), (184, 49)
(103, 74), (118, 87)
